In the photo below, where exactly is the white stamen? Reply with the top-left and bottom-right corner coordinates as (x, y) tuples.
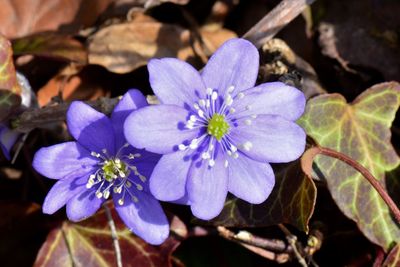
(211, 91), (218, 101)
(237, 92), (245, 99)
(242, 141), (253, 151)
(198, 110), (205, 118)
(227, 85), (235, 93)
(139, 175), (146, 182)
(229, 108), (236, 114)
(91, 152), (100, 158)
(178, 144), (187, 151)
(190, 115), (197, 122)
(102, 148), (107, 154)
(206, 87), (213, 95)
(132, 196), (139, 203)
(199, 99), (206, 107)
(189, 139), (198, 149)
(225, 94), (233, 106)
(233, 152), (239, 159)
(103, 190), (110, 199)
(202, 152), (210, 159)
(244, 119), (252, 125)
(126, 181), (132, 188)
(118, 198), (124, 205)
(251, 114), (257, 119)
(224, 160), (229, 168)
(209, 159), (215, 167)
(86, 181), (93, 189)
(230, 145), (237, 152)
(193, 103), (200, 110)
(96, 192), (103, 198)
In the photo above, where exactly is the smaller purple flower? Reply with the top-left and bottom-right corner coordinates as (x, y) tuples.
(0, 124), (19, 160)
(124, 38), (306, 220)
(33, 90), (169, 245)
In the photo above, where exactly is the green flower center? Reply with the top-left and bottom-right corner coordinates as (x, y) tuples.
(207, 113), (230, 141)
(102, 159), (128, 182)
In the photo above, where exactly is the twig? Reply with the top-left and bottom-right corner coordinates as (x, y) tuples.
(11, 97), (119, 133)
(217, 226), (290, 263)
(278, 224), (308, 267)
(302, 146), (400, 224)
(217, 226), (288, 253)
(242, 0), (316, 48)
(104, 203), (123, 267)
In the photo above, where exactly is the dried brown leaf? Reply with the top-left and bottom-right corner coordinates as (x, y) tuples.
(0, 0), (114, 39)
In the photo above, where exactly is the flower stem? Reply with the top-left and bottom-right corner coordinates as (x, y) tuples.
(104, 203), (123, 267)
(305, 146), (400, 224)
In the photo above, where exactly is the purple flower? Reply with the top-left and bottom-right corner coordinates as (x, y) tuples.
(124, 38), (306, 220)
(0, 124), (19, 160)
(33, 90), (169, 245)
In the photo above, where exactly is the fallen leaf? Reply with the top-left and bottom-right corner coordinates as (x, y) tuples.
(34, 201), (183, 267)
(0, 0), (115, 39)
(88, 16), (236, 74)
(298, 82), (400, 250)
(0, 34), (21, 121)
(12, 33), (87, 64)
(202, 160), (316, 232)
(88, 20), (194, 74)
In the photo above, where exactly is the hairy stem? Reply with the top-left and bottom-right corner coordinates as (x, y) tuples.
(104, 204), (123, 267)
(303, 146), (400, 224)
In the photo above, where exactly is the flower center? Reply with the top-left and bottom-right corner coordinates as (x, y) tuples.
(87, 145), (146, 204)
(207, 113), (229, 141)
(101, 158), (128, 182)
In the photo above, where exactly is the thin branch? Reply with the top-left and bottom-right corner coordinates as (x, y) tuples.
(217, 226), (290, 263)
(104, 203), (123, 267)
(302, 146), (400, 224)
(11, 97), (119, 133)
(242, 0), (316, 48)
(278, 224), (308, 267)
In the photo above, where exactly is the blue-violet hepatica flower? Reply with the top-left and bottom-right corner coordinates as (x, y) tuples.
(124, 38), (307, 220)
(0, 124), (19, 160)
(33, 90), (169, 245)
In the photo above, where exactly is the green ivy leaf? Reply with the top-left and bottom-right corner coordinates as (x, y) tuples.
(0, 34), (21, 121)
(298, 82), (400, 250)
(34, 202), (183, 267)
(201, 160), (317, 232)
